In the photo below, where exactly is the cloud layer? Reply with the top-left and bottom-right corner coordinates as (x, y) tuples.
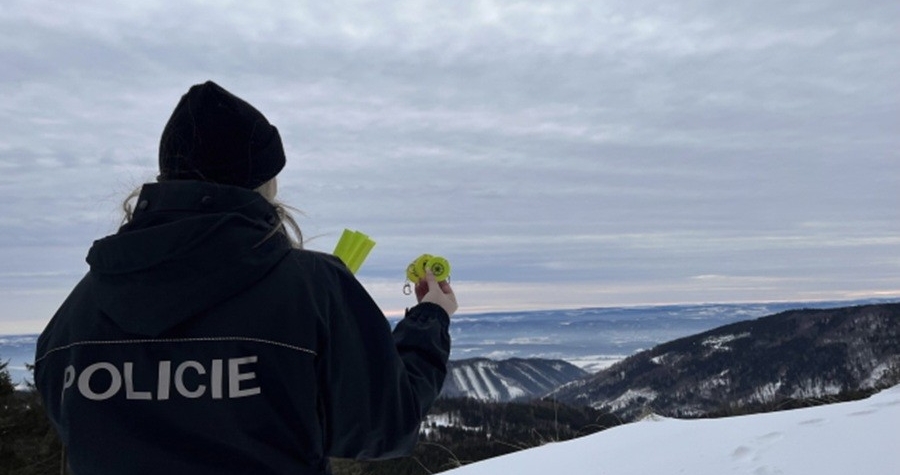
(1, 0), (898, 331)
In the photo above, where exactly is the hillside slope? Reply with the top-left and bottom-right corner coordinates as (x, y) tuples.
(444, 384), (900, 475)
(553, 303), (900, 420)
(441, 358), (587, 401)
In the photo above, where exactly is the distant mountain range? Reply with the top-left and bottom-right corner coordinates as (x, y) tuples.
(551, 303), (900, 420)
(444, 303), (900, 423)
(440, 357), (587, 401)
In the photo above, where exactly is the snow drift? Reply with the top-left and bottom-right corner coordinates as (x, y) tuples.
(443, 384), (900, 475)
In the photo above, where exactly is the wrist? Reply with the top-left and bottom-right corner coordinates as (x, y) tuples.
(407, 302), (451, 323)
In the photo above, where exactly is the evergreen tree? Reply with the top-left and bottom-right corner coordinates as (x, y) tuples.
(0, 359), (65, 475)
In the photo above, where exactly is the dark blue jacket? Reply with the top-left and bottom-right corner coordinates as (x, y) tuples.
(34, 181), (450, 474)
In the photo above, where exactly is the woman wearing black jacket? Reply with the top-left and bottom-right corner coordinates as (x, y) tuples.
(34, 81), (457, 475)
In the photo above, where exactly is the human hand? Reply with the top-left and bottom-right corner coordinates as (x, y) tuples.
(415, 270), (458, 317)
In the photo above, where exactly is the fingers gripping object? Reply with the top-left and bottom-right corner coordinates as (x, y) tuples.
(403, 254), (451, 295)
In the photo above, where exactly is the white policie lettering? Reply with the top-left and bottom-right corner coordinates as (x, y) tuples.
(61, 356), (262, 401)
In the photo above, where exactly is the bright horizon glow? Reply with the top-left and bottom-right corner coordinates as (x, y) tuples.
(3, 274), (897, 334)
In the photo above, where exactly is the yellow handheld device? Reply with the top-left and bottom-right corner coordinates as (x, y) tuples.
(403, 253), (451, 294)
(333, 229), (375, 274)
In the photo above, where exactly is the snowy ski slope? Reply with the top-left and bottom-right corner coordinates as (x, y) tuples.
(444, 384), (900, 475)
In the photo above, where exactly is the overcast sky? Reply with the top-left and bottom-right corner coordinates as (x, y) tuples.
(1, 0), (898, 333)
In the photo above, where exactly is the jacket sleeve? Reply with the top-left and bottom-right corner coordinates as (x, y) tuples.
(316, 254), (450, 460)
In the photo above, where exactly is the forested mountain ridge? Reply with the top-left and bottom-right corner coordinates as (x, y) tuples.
(440, 357), (588, 401)
(552, 303), (900, 420)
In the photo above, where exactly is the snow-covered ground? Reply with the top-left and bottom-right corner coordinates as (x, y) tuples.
(444, 384), (900, 475)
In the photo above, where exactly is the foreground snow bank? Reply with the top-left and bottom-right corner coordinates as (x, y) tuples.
(445, 384), (900, 475)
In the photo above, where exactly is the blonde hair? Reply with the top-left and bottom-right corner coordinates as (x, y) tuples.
(255, 178), (304, 248)
(121, 178), (303, 249)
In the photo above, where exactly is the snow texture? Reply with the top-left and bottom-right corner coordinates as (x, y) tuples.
(443, 384), (900, 475)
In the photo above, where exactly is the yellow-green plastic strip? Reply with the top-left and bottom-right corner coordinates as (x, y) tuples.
(333, 229), (376, 274)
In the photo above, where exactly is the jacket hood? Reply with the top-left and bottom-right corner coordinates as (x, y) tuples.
(86, 181), (291, 336)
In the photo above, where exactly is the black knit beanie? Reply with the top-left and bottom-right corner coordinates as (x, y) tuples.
(158, 81), (285, 189)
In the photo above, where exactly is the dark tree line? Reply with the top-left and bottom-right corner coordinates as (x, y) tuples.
(0, 361), (64, 475)
(331, 397), (622, 475)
